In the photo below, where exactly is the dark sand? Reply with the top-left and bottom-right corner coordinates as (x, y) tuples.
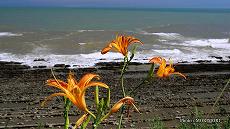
(0, 61), (230, 129)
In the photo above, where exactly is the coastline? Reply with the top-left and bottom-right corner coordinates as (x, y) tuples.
(0, 61), (230, 128)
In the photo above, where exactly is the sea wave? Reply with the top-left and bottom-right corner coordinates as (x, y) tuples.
(154, 49), (182, 54)
(184, 39), (230, 49)
(140, 31), (183, 40)
(0, 35), (229, 68)
(1, 48), (229, 68)
(80, 52), (123, 59)
(77, 30), (105, 33)
(152, 32), (181, 37)
(0, 52), (124, 68)
(78, 42), (87, 45)
(0, 32), (23, 37)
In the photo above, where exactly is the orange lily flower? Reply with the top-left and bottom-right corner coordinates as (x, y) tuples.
(101, 96), (139, 121)
(110, 96), (139, 114)
(42, 71), (109, 118)
(149, 57), (186, 79)
(149, 56), (163, 64)
(101, 35), (143, 56)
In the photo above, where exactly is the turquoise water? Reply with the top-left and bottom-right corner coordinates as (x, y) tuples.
(1, 8), (230, 32)
(0, 8), (230, 67)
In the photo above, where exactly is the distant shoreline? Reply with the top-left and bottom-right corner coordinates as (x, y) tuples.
(1, 7), (230, 11)
(1, 60), (230, 73)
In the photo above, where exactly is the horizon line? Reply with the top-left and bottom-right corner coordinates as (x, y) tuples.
(0, 6), (230, 10)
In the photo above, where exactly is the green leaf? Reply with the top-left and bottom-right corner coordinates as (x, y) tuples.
(81, 115), (91, 129)
(105, 88), (111, 109)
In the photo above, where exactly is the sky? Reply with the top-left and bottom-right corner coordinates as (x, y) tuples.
(0, 0), (230, 8)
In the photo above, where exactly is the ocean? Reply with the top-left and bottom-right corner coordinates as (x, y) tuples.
(0, 8), (230, 67)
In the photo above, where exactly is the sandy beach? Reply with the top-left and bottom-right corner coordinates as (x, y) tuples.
(0, 61), (229, 129)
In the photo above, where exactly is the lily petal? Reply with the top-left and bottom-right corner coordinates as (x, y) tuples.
(101, 44), (112, 54)
(131, 102), (140, 113)
(101, 35), (143, 56)
(67, 71), (78, 91)
(77, 74), (100, 89)
(110, 96), (135, 114)
(72, 81), (108, 112)
(149, 57), (163, 64)
(127, 36), (143, 46)
(111, 42), (121, 53)
(47, 79), (72, 96)
(41, 92), (67, 107)
(81, 82), (109, 96)
(156, 58), (167, 77)
(47, 79), (68, 89)
(163, 66), (175, 77)
(169, 72), (187, 79)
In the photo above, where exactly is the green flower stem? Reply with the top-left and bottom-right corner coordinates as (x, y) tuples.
(128, 64), (156, 96)
(106, 88), (111, 108)
(117, 46), (137, 129)
(207, 78), (230, 118)
(92, 86), (100, 129)
(117, 56), (130, 129)
(50, 69), (71, 129)
(148, 64), (156, 79)
(95, 86), (99, 108)
(64, 97), (71, 129)
(128, 79), (146, 96)
(121, 76), (126, 97)
(120, 56), (128, 97)
(117, 107), (125, 129)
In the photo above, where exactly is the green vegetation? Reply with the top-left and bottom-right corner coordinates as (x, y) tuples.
(150, 117), (230, 129)
(149, 118), (167, 129)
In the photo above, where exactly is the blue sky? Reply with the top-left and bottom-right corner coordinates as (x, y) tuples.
(0, 0), (230, 8)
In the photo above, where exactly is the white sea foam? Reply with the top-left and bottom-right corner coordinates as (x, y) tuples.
(81, 52), (123, 59)
(154, 49), (182, 54)
(152, 32), (181, 37)
(158, 39), (167, 42)
(184, 39), (230, 49)
(78, 42), (87, 45)
(0, 32), (23, 37)
(0, 52), (124, 68)
(140, 31), (182, 40)
(31, 45), (50, 55)
(78, 30), (105, 33)
(0, 47), (229, 68)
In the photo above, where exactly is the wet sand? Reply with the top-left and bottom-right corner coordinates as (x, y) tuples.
(0, 61), (230, 129)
